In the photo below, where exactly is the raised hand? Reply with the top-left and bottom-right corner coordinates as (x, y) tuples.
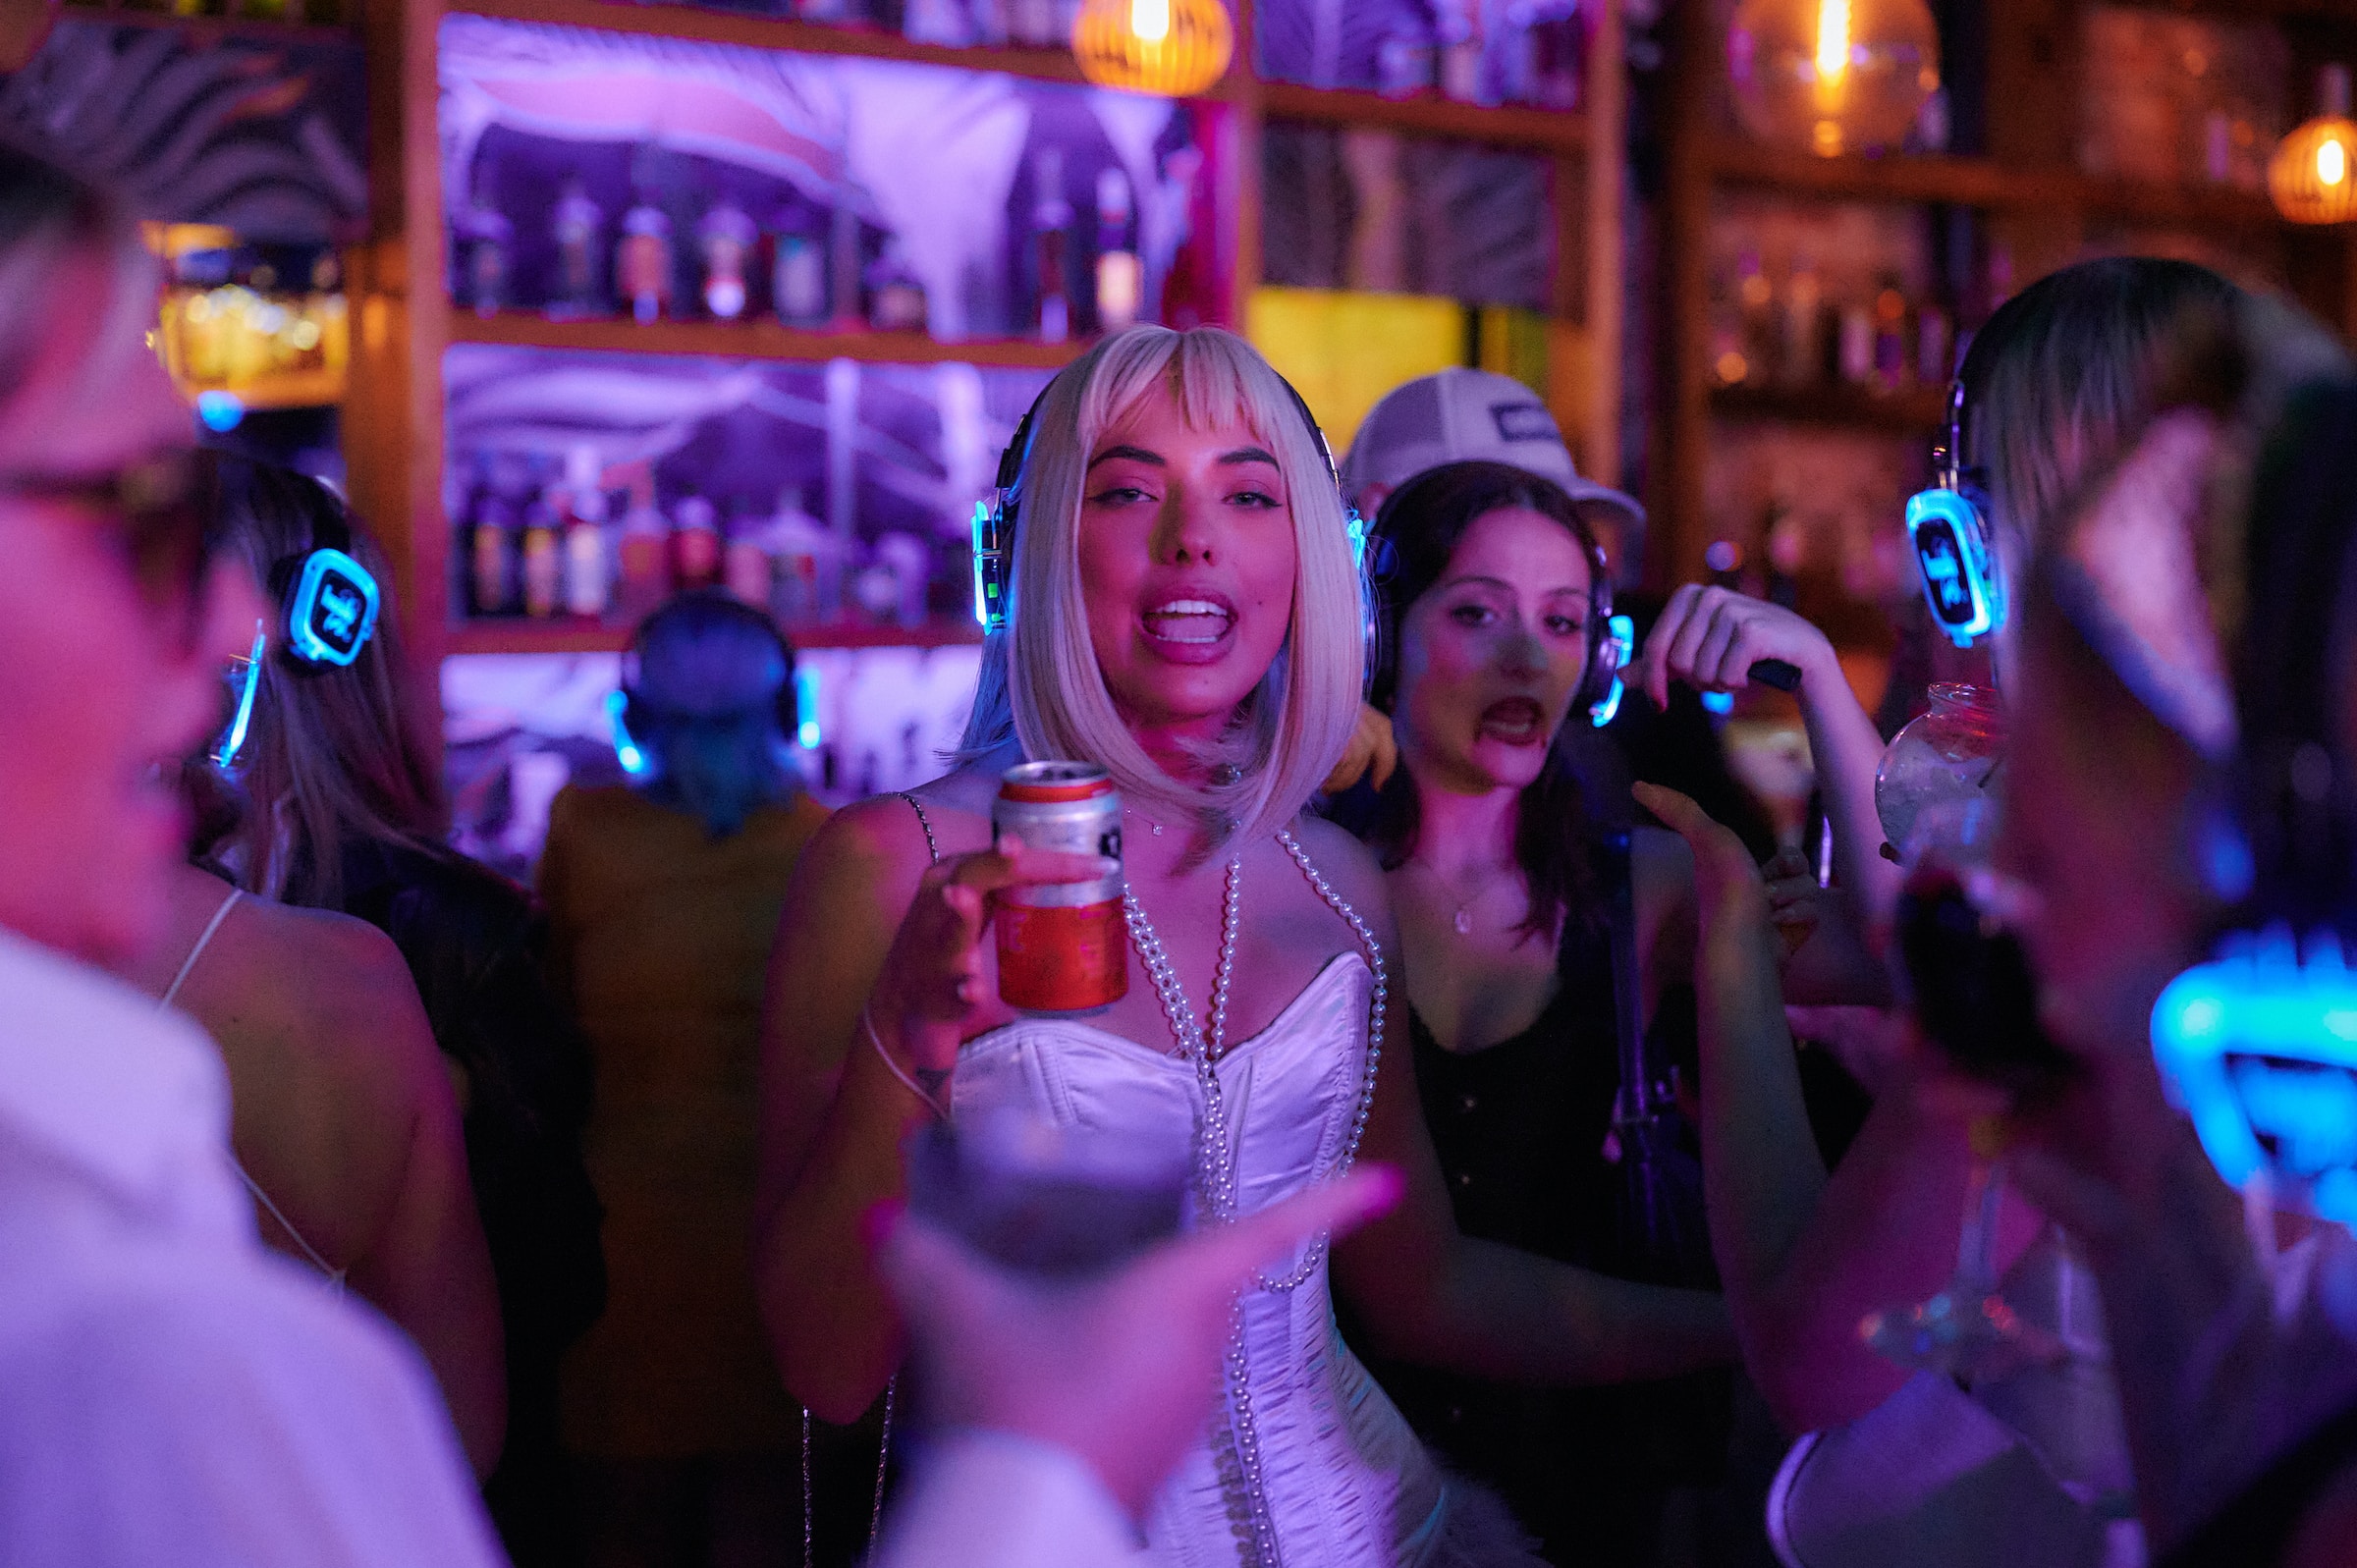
(1631, 584), (1836, 711)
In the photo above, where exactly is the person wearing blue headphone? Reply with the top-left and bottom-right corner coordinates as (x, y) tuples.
(536, 590), (832, 1567)
(1637, 257), (2252, 1568)
(1984, 296), (2357, 1568)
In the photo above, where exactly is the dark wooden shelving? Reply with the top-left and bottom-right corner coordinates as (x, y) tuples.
(449, 311), (1084, 368)
(442, 0), (1107, 85)
(1259, 82), (1585, 152)
(1709, 381), (1951, 435)
(1708, 137), (2286, 230)
(58, 3), (357, 44)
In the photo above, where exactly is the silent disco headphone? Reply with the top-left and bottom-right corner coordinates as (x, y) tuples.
(269, 496), (381, 672)
(1905, 377), (2006, 649)
(609, 591), (802, 779)
(970, 370), (1373, 638)
(2150, 377), (2357, 1224)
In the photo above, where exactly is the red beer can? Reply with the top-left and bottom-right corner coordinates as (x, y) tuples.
(994, 762), (1127, 1014)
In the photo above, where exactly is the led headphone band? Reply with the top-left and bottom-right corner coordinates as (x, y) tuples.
(1939, 377), (1967, 492)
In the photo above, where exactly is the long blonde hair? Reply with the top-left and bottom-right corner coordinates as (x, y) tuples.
(958, 327), (1365, 848)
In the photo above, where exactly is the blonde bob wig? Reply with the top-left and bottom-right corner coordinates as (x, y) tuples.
(958, 326), (1366, 848)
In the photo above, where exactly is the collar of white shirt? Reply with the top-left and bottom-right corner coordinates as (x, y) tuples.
(0, 924), (250, 1242)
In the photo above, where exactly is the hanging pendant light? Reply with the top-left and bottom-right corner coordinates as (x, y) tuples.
(1072, 0), (1233, 97)
(1727, 0), (1941, 158)
(2271, 66), (2357, 227)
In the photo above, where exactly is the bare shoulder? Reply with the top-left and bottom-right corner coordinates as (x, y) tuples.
(797, 774), (990, 904)
(212, 897), (443, 1089)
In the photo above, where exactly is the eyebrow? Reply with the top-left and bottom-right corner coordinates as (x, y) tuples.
(1442, 572), (1590, 598)
(1083, 444), (1284, 471)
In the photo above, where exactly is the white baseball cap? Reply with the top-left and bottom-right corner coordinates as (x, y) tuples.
(1339, 367), (1645, 534)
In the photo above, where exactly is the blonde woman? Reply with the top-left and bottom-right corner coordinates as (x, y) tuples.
(756, 326), (1729, 1567)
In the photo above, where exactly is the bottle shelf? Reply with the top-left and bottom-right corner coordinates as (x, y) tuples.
(446, 615), (983, 656)
(442, 0), (1102, 86)
(1707, 137), (2287, 230)
(59, 3), (357, 45)
(1709, 381), (1951, 435)
(447, 311), (1085, 368)
(1259, 83), (1586, 152)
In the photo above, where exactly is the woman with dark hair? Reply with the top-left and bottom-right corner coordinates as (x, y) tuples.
(537, 590), (829, 1567)
(205, 457), (606, 1567)
(1346, 459), (1733, 1565)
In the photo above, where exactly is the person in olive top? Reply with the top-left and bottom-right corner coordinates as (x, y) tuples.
(539, 590), (831, 1568)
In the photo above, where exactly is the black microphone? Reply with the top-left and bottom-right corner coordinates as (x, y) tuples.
(1748, 658), (1802, 691)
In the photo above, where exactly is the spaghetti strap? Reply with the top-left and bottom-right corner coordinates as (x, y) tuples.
(162, 886), (243, 1008)
(233, 1157), (348, 1294)
(897, 791), (940, 866)
(155, 884), (347, 1295)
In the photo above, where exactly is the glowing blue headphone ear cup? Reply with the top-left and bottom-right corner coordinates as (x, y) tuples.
(1589, 614), (1634, 728)
(283, 547), (380, 667)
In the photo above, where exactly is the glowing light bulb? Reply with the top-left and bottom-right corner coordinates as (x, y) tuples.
(1130, 0), (1169, 43)
(1815, 0), (1850, 87)
(1728, 0), (1937, 159)
(2321, 135), (2347, 189)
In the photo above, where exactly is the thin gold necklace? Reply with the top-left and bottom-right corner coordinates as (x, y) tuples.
(1402, 856), (1510, 936)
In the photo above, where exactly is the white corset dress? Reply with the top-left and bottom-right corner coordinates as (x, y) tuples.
(952, 952), (1485, 1568)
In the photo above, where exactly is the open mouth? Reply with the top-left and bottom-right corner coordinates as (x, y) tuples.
(1478, 696), (1548, 745)
(1141, 597), (1236, 648)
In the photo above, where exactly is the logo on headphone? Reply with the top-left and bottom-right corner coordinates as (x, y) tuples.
(288, 549), (381, 668)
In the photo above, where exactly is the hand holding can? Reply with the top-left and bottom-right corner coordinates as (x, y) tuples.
(993, 763), (1128, 1015)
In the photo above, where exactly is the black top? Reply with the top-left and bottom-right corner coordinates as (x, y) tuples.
(338, 838), (606, 1567)
(1351, 857), (1723, 1568)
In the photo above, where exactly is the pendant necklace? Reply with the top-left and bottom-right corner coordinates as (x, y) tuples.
(1405, 857), (1485, 936)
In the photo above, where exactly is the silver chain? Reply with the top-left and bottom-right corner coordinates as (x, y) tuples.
(1118, 828), (1387, 1568)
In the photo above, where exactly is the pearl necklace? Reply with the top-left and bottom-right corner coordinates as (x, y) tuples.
(1119, 828), (1388, 1568)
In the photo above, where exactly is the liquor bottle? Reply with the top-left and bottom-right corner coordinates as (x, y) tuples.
(521, 497), (562, 619)
(698, 198), (756, 322)
(1437, 0), (1485, 103)
(1010, 0), (1055, 46)
(562, 446), (610, 620)
(618, 193), (674, 326)
(866, 240), (929, 333)
(1735, 248), (1773, 387)
(551, 177), (604, 319)
(1872, 279), (1910, 395)
(1094, 166), (1142, 333)
(615, 473), (672, 623)
(1837, 301), (1876, 387)
(468, 478), (517, 616)
(1030, 147), (1071, 345)
(673, 494), (722, 591)
(1780, 253), (1824, 389)
(1918, 299), (1954, 387)
(724, 509), (773, 608)
(769, 488), (829, 626)
(455, 205), (512, 319)
(773, 205), (828, 328)
(829, 182), (865, 331)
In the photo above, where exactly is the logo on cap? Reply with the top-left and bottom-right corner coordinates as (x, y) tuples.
(1491, 401), (1560, 444)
